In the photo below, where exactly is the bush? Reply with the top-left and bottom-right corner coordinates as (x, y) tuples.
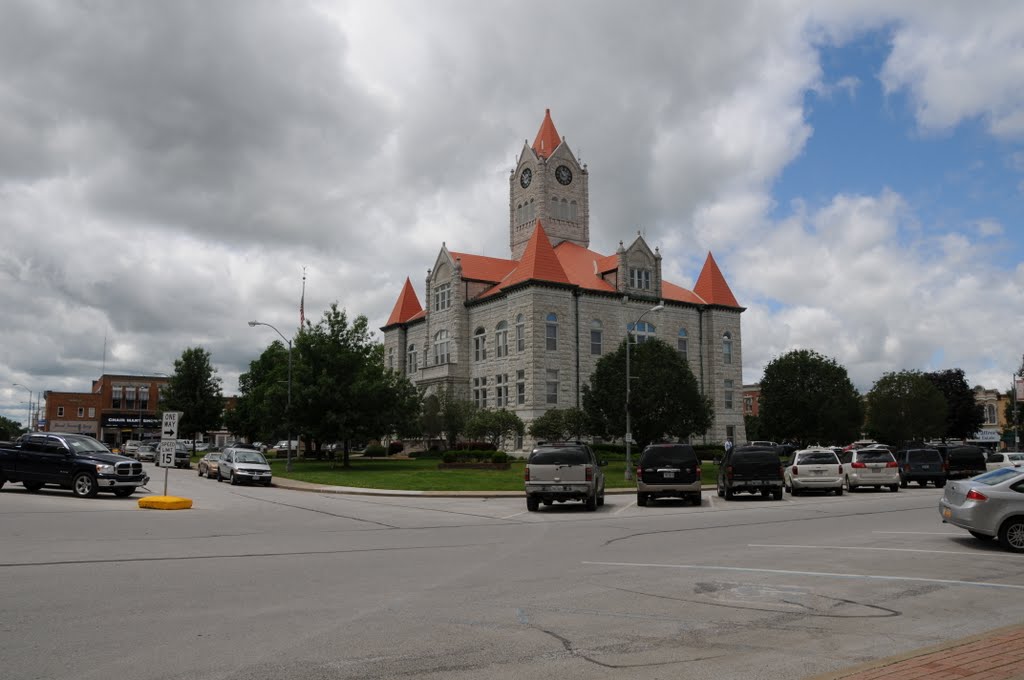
(388, 441), (405, 455)
(454, 441), (497, 451)
(363, 443), (387, 457)
(409, 449), (442, 459)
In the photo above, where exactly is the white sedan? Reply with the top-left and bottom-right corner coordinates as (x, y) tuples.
(785, 447), (844, 496)
(986, 451), (1024, 472)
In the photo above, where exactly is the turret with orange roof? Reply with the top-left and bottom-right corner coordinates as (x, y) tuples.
(383, 277), (423, 327)
(532, 109), (562, 159)
(693, 252), (741, 308)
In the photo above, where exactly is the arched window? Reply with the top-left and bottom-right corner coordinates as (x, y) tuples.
(434, 330), (450, 365)
(560, 198), (568, 219)
(722, 331), (733, 365)
(550, 197), (559, 219)
(569, 200), (577, 220)
(516, 314), (525, 352)
(677, 328), (688, 361)
(546, 312), (558, 351)
(590, 319), (603, 355)
(987, 404), (997, 424)
(473, 327), (487, 361)
(516, 203), (522, 224)
(528, 199), (535, 222)
(495, 321), (509, 357)
(628, 320), (656, 344)
(387, 347), (394, 369)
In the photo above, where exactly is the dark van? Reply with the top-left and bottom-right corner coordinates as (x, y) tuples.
(636, 443), (701, 506)
(895, 448), (946, 488)
(944, 445), (987, 479)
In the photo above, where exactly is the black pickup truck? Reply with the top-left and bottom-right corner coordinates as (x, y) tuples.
(0, 432), (149, 498)
(717, 445), (784, 500)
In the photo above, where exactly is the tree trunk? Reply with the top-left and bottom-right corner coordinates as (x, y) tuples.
(342, 440), (351, 468)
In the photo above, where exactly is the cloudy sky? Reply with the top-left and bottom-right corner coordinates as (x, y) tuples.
(2, 0), (1023, 426)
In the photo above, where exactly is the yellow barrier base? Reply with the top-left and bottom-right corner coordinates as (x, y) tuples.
(138, 496), (193, 510)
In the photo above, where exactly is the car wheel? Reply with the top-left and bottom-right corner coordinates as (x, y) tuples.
(72, 472), (98, 498)
(637, 493), (648, 507)
(689, 493), (701, 506)
(890, 484), (899, 492)
(998, 517), (1024, 553)
(113, 487), (135, 498)
(230, 472), (238, 486)
(724, 486), (734, 500)
(585, 492), (597, 511)
(216, 470), (223, 483)
(772, 487), (783, 501)
(900, 478), (908, 488)
(716, 481), (724, 498)
(968, 530), (995, 541)
(526, 496), (539, 512)
(834, 485), (843, 496)
(198, 467), (204, 477)
(23, 481), (44, 492)
(783, 483), (791, 493)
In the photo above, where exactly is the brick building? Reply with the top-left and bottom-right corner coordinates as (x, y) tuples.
(381, 110), (746, 452)
(43, 374), (169, 447)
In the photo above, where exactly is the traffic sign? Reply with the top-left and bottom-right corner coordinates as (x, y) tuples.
(158, 440), (176, 467)
(162, 411), (182, 440)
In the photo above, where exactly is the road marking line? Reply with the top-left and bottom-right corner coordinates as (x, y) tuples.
(872, 531), (962, 535)
(614, 499), (636, 515)
(502, 510), (528, 519)
(581, 561), (1024, 591)
(748, 544), (1019, 558)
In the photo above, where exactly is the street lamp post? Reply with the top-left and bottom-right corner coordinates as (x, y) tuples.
(248, 321), (293, 472)
(624, 303), (664, 481)
(12, 383), (33, 432)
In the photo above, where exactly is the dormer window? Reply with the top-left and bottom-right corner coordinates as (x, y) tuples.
(630, 268), (651, 290)
(433, 282), (451, 311)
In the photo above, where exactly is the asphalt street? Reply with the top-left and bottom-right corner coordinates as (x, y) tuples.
(2, 465), (1022, 680)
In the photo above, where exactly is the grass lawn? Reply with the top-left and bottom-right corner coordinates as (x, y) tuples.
(269, 457), (720, 492)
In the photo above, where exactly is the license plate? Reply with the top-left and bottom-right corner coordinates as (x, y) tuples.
(664, 472), (675, 479)
(746, 480), (762, 485)
(922, 465), (930, 470)
(813, 470), (824, 475)
(942, 508), (952, 519)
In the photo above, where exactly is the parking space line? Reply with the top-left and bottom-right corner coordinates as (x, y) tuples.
(501, 510), (528, 519)
(872, 531), (961, 535)
(614, 499), (636, 515)
(748, 543), (1021, 558)
(581, 561), (1024, 591)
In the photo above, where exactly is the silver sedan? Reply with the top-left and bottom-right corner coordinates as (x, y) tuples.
(939, 467), (1024, 552)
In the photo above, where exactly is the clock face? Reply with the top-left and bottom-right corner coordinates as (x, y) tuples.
(520, 168), (532, 188)
(555, 165), (572, 185)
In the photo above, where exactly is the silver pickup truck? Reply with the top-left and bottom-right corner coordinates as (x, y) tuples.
(524, 443), (606, 511)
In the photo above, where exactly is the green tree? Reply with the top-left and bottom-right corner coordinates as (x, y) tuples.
(528, 407), (590, 442)
(758, 349), (863, 445)
(419, 393), (443, 448)
(437, 386), (474, 448)
(924, 368), (984, 441)
(582, 337), (712, 447)
(226, 340), (290, 444)
(744, 414), (762, 442)
(290, 303), (418, 466)
(865, 370), (947, 446)
(0, 414), (24, 441)
(466, 409), (524, 449)
(162, 347), (224, 454)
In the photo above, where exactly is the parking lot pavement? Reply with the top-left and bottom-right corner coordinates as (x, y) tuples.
(805, 623), (1024, 680)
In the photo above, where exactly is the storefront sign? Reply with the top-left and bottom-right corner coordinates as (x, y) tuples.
(100, 414), (161, 428)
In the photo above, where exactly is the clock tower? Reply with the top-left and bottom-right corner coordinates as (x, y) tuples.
(509, 109), (590, 260)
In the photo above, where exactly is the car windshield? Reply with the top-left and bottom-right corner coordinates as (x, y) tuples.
(64, 436), (111, 453)
(529, 449), (589, 465)
(208, 453), (221, 461)
(971, 467), (1023, 485)
(236, 452), (267, 464)
(857, 451), (895, 463)
(641, 447), (695, 466)
(797, 452), (838, 464)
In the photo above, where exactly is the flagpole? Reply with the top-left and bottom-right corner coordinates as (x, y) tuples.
(299, 267), (306, 328)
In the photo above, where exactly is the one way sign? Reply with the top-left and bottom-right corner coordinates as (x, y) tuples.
(162, 411), (182, 441)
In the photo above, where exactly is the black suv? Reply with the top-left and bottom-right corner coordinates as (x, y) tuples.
(636, 443), (701, 506)
(944, 445), (986, 479)
(717, 445), (784, 500)
(895, 447), (946, 488)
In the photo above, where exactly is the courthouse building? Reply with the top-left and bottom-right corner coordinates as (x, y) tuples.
(382, 110), (746, 451)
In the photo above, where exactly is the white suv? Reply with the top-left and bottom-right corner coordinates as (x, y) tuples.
(524, 443), (606, 512)
(785, 447), (843, 496)
(839, 447), (899, 492)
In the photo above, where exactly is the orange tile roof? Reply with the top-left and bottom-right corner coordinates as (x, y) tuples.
(532, 109), (561, 159)
(693, 252), (740, 307)
(384, 277), (423, 326)
(551, 240), (617, 292)
(484, 222), (571, 296)
(447, 251), (517, 283)
(662, 281), (705, 305)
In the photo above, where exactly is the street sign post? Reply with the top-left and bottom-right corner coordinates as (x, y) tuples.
(159, 411), (183, 496)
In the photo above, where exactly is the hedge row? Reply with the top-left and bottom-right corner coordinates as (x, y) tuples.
(441, 450), (510, 464)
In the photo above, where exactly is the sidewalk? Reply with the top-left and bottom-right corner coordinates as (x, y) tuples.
(806, 623), (1024, 680)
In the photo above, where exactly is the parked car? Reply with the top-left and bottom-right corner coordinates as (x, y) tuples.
(987, 451), (1024, 472)
(635, 443), (701, 506)
(895, 447), (946, 488)
(944, 445), (987, 479)
(217, 447), (272, 486)
(197, 452), (223, 479)
(0, 433), (149, 498)
(785, 447), (843, 496)
(524, 442), (606, 511)
(136, 444), (157, 462)
(839, 447), (900, 492)
(939, 467), (1024, 552)
(122, 440), (142, 458)
(717, 445), (784, 500)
